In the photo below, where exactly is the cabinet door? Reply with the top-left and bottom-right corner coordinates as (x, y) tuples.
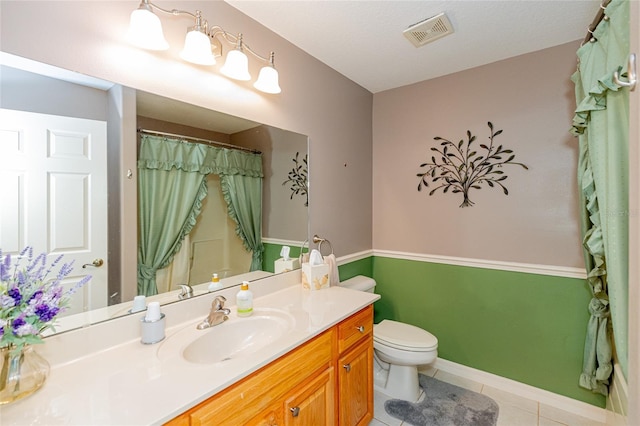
(338, 339), (373, 426)
(284, 368), (335, 426)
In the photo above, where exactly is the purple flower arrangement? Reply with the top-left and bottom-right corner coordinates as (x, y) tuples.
(0, 247), (91, 350)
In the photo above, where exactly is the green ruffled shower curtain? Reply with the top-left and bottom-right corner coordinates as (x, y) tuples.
(571, 0), (629, 395)
(221, 174), (264, 271)
(137, 135), (264, 296)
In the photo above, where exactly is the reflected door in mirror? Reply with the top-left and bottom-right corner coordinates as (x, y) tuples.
(0, 108), (108, 315)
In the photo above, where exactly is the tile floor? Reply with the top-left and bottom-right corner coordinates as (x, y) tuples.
(369, 366), (607, 426)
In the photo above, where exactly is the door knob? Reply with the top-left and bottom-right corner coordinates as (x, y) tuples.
(290, 406), (300, 417)
(82, 259), (104, 268)
(343, 363), (351, 372)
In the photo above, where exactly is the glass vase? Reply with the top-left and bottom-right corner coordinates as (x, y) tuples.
(0, 345), (50, 405)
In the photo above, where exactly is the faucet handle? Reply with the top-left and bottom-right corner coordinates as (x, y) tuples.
(178, 284), (194, 300)
(212, 295), (227, 310)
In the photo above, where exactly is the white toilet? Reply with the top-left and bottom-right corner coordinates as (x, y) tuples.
(340, 275), (438, 402)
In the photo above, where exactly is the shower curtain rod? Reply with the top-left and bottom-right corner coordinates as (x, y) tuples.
(137, 128), (262, 155)
(583, 0), (612, 44)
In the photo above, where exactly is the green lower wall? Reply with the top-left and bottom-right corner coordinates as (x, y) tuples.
(262, 242), (306, 273)
(264, 248), (603, 407)
(338, 256), (374, 281)
(346, 255), (604, 408)
(262, 243), (281, 273)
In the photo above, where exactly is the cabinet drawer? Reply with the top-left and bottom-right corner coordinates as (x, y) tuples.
(337, 306), (373, 353)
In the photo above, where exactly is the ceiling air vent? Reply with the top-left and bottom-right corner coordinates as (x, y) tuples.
(403, 13), (454, 48)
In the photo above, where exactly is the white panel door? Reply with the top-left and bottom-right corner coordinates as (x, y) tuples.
(0, 108), (108, 315)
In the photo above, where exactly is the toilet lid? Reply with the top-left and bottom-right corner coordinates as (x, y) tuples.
(374, 320), (438, 351)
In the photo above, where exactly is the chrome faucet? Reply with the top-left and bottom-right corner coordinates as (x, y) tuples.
(197, 296), (231, 330)
(178, 284), (194, 300)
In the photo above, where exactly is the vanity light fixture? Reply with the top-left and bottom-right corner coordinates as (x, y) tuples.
(126, 0), (169, 50)
(179, 11), (215, 66)
(127, 0), (281, 94)
(220, 34), (251, 81)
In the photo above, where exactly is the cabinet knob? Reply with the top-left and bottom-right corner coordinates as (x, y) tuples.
(290, 406), (300, 417)
(356, 325), (365, 333)
(343, 363), (351, 373)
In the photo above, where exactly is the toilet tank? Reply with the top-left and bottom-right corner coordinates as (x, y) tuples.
(339, 275), (376, 293)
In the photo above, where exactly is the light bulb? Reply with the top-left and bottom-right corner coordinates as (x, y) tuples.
(180, 29), (215, 65)
(254, 66), (281, 94)
(127, 6), (169, 51)
(220, 49), (251, 81)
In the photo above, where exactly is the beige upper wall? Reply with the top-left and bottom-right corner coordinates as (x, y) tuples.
(0, 1), (373, 257)
(0, 65), (108, 120)
(373, 41), (584, 268)
(231, 125), (308, 241)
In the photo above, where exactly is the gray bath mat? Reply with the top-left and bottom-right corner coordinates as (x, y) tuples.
(384, 374), (499, 426)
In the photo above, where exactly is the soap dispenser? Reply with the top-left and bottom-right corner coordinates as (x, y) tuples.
(236, 281), (253, 317)
(208, 273), (222, 291)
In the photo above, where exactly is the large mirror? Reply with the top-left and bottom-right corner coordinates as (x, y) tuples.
(0, 52), (309, 334)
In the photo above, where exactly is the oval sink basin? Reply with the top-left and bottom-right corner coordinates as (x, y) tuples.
(181, 308), (295, 364)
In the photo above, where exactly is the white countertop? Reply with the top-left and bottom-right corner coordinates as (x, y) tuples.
(49, 270), (275, 336)
(0, 280), (379, 425)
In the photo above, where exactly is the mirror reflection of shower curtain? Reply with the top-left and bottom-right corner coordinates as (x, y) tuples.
(137, 134), (264, 296)
(137, 164), (208, 296)
(221, 173), (264, 271)
(156, 235), (191, 294)
(187, 173), (253, 284)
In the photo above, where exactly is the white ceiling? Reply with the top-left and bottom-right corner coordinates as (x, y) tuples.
(226, 0), (601, 93)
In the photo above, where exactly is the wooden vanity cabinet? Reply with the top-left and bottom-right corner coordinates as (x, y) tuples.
(165, 305), (373, 426)
(336, 306), (374, 426)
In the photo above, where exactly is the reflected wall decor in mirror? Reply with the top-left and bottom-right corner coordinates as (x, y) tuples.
(0, 52), (309, 335)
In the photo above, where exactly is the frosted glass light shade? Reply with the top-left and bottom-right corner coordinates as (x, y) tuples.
(180, 30), (216, 65)
(220, 50), (251, 81)
(127, 8), (169, 50)
(254, 66), (281, 94)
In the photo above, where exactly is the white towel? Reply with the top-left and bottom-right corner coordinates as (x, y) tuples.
(324, 254), (340, 286)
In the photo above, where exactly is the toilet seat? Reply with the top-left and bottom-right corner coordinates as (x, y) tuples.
(374, 320), (438, 352)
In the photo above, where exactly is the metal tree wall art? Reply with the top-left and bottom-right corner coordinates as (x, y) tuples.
(283, 152), (308, 206)
(416, 122), (528, 208)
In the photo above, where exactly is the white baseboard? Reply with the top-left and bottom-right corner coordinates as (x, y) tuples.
(433, 358), (607, 423)
(607, 365), (628, 426)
